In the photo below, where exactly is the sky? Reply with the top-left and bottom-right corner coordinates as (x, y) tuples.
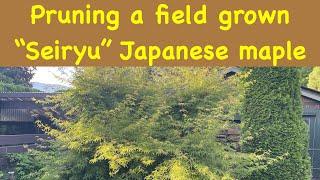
(31, 67), (74, 86)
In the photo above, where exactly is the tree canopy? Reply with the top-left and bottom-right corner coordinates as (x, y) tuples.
(11, 67), (266, 180)
(0, 67), (36, 92)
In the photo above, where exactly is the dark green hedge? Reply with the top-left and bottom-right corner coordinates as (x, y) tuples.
(242, 68), (311, 179)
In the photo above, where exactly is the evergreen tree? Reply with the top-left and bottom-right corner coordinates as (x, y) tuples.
(0, 67), (36, 92)
(0, 67), (35, 87)
(242, 67), (311, 179)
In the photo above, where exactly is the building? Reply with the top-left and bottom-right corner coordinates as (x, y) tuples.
(302, 86), (320, 179)
(0, 92), (52, 153)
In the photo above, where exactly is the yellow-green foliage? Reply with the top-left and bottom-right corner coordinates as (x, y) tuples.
(308, 67), (320, 91)
(31, 68), (264, 179)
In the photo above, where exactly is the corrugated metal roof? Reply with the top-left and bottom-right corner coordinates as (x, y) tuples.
(301, 86), (320, 102)
(0, 92), (53, 97)
(0, 92), (55, 101)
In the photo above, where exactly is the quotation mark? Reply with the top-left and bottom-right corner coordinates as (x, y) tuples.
(15, 38), (112, 48)
(15, 38), (26, 47)
(100, 38), (112, 47)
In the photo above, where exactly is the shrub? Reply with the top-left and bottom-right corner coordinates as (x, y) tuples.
(241, 67), (311, 179)
(33, 68), (262, 179)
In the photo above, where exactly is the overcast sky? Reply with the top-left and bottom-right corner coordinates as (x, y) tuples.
(31, 67), (74, 86)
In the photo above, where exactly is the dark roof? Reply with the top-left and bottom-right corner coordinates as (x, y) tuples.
(224, 67), (241, 74)
(301, 86), (320, 102)
(0, 92), (55, 101)
(224, 67), (241, 78)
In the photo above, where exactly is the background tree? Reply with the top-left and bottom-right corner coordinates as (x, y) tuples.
(308, 67), (320, 91)
(0, 67), (35, 87)
(241, 67), (311, 179)
(0, 67), (36, 92)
